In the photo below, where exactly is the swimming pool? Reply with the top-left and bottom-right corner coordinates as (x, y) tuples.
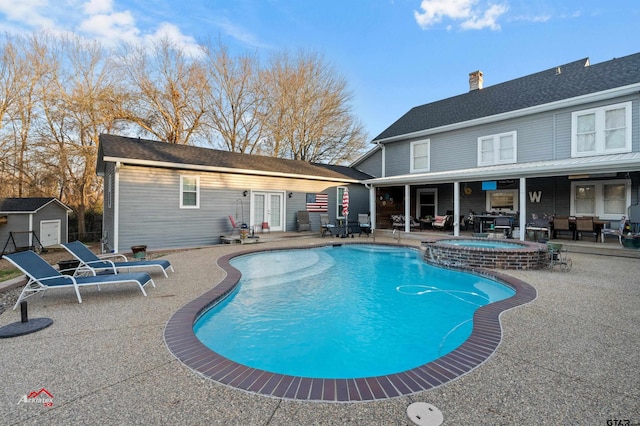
(164, 243), (537, 401)
(194, 245), (515, 379)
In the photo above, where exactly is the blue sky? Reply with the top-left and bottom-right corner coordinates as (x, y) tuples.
(0, 0), (638, 140)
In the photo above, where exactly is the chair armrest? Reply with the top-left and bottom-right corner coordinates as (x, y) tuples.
(98, 253), (128, 262)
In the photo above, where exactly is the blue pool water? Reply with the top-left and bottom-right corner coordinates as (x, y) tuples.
(193, 245), (515, 379)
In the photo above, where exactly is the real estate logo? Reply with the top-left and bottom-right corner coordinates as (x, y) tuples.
(17, 388), (54, 407)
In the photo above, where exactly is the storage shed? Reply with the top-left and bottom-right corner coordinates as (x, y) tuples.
(0, 198), (72, 254)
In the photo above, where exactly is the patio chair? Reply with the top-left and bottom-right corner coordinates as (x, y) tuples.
(552, 216), (573, 240)
(228, 215), (241, 236)
(296, 211), (311, 232)
(358, 213), (371, 237)
(391, 214), (405, 230)
(62, 241), (174, 278)
(576, 216), (597, 242)
(3, 250), (155, 307)
(320, 213), (336, 237)
(432, 215), (451, 231)
(600, 215), (626, 244)
(493, 216), (513, 238)
(526, 215), (551, 240)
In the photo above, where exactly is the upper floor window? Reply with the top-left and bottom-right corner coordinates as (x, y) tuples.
(410, 140), (430, 172)
(180, 176), (199, 208)
(477, 131), (516, 166)
(571, 101), (632, 157)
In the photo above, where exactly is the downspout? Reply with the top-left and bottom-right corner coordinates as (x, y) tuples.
(114, 162), (120, 253)
(376, 142), (386, 178)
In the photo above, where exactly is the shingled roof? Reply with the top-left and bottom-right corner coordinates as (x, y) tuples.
(0, 197), (69, 213)
(97, 134), (373, 181)
(374, 52), (640, 141)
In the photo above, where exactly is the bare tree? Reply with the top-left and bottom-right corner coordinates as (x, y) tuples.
(117, 38), (209, 145)
(0, 32), (53, 197)
(259, 50), (368, 164)
(38, 34), (126, 238)
(201, 41), (265, 154)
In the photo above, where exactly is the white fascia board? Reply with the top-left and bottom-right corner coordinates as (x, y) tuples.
(102, 156), (361, 184)
(365, 153), (640, 185)
(374, 83), (640, 144)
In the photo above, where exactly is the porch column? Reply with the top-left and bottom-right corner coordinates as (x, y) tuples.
(369, 185), (376, 231)
(404, 184), (411, 233)
(453, 181), (460, 236)
(519, 177), (526, 240)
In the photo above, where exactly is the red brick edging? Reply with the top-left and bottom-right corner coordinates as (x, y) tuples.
(163, 243), (537, 402)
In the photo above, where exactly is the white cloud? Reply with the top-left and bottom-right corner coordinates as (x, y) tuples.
(144, 22), (203, 57)
(0, 0), (56, 29)
(414, 0), (509, 30)
(78, 10), (140, 45)
(83, 0), (113, 15)
(460, 3), (509, 30)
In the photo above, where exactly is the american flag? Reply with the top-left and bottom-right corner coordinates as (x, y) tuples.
(306, 193), (328, 212)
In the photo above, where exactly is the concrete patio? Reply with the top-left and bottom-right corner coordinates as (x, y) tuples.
(0, 235), (638, 425)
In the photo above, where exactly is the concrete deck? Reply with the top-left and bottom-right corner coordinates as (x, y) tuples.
(1, 235), (638, 424)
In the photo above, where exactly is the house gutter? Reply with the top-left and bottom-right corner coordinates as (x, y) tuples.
(101, 157), (361, 184)
(364, 153), (640, 186)
(373, 83), (640, 144)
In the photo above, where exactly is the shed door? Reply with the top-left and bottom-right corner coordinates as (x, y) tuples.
(40, 220), (61, 247)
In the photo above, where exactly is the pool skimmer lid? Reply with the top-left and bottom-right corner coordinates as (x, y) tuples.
(407, 402), (443, 426)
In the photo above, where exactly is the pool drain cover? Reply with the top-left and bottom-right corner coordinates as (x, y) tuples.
(407, 402), (443, 426)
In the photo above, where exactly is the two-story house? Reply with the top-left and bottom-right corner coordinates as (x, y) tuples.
(354, 52), (640, 240)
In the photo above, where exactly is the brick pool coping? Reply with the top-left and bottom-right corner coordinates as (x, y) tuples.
(163, 242), (537, 402)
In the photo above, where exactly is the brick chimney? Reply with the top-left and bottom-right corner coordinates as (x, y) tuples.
(469, 70), (483, 91)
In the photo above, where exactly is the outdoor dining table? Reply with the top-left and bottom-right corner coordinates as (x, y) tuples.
(474, 215), (503, 233)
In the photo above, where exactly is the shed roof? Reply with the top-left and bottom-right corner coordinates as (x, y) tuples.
(0, 197), (71, 213)
(98, 134), (372, 182)
(374, 52), (640, 142)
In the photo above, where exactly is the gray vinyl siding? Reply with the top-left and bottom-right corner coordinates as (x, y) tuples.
(380, 94), (640, 177)
(0, 203), (68, 252)
(355, 149), (383, 178)
(0, 215), (30, 251)
(33, 203), (69, 245)
(112, 164), (365, 251)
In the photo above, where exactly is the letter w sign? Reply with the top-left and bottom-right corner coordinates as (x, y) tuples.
(528, 191), (542, 203)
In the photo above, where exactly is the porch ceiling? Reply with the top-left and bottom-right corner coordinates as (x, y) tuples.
(364, 152), (640, 186)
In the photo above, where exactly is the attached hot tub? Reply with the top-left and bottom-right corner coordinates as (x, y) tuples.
(423, 238), (547, 270)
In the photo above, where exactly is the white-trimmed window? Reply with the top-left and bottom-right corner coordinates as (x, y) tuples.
(477, 131), (516, 166)
(485, 189), (518, 213)
(180, 176), (199, 208)
(571, 179), (629, 220)
(571, 101), (632, 157)
(410, 140), (430, 172)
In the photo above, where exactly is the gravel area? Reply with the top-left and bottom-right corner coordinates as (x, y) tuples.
(1, 236), (639, 425)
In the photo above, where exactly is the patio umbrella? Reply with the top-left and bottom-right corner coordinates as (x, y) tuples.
(342, 188), (349, 236)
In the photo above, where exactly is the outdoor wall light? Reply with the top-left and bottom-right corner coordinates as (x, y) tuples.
(243, 190), (248, 197)
(288, 192), (293, 198)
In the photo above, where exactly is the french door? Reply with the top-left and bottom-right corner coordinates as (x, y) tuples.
(252, 192), (284, 231)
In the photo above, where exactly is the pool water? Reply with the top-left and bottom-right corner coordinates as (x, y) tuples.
(194, 244), (515, 379)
